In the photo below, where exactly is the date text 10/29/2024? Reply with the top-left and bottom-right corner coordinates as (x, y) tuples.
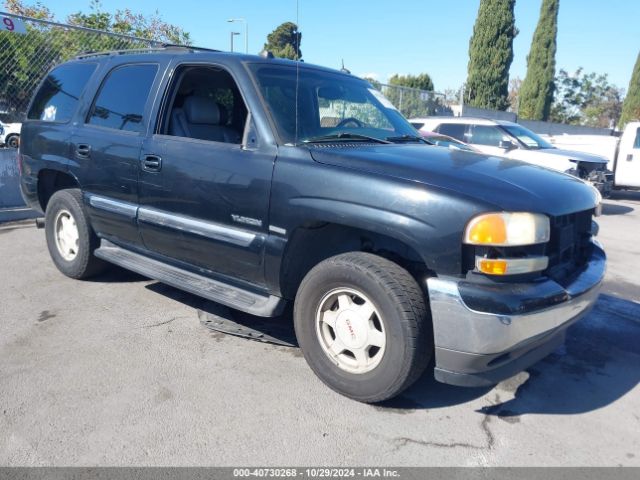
(232, 468), (401, 478)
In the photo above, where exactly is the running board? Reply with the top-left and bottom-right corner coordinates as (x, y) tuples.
(94, 242), (285, 317)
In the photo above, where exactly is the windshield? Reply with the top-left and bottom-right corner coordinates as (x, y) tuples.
(502, 124), (554, 149)
(250, 64), (417, 144)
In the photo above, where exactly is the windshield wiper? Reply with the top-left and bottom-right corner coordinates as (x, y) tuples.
(385, 134), (429, 144)
(303, 133), (392, 144)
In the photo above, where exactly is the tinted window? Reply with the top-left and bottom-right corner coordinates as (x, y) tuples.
(28, 63), (97, 122)
(436, 123), (467, 141)
(634, 127), (640, 149)
(88, 64), (158, 132)
(468, 125), (505, 146)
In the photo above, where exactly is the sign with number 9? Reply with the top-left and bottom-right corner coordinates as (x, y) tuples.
(1, 16), (27, 34)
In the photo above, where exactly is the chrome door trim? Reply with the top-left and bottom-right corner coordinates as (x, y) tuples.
(88, 194), (138, 219)
(138, 206), (257, 247)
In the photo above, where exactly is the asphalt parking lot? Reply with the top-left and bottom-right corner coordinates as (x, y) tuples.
(1, 194), (639, 467)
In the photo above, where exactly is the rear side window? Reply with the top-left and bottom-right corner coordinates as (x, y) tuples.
(634, 127), (640, 149)
(28, 63), (97, 122)
(87, 64), (158, 133)
(436, 123), (467, 141)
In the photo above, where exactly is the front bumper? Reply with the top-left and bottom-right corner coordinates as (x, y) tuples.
(427, 241), (606, 387)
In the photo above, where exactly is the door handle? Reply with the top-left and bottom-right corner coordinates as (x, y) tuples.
(75, 143), (91, 158)
(141, 154), (162, 172)
(627, 154), (633, 162)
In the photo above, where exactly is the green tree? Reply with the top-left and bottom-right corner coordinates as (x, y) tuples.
(518, 0), (559, 120)
(264, 22), (301, 60)
(66, 0), (191, 45)
(465, 0), (517, 110)
(4, 0), (53, 19)
(388, 73), (434, 91)
(382, 73), (437, 118)
(550, 68), (623, 127)
(1, 0), (191, 121)
(362, 76), (381, 90)
(619, 51), (640, 128)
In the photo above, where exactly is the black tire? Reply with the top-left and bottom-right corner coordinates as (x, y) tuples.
(294, 252), (433, 403)
(5, 134), (19, 149)
(45, 188), (106, 279)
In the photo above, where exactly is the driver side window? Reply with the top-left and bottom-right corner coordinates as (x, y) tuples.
(316, 89), (393, 130)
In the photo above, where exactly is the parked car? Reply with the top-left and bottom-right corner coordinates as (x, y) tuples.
(411, 117), (613, 196)
(0, 121), (21, 148)
(20, 47), (605, 402)
(543, 122), (640, 192)
(416, 129), (479, 152)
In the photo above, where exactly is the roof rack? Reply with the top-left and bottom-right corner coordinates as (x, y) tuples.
(161, 43), (221, 53)
(75, 44), (221, 60)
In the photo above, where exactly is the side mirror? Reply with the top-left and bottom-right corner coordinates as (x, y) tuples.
(499, 139), (517, 151)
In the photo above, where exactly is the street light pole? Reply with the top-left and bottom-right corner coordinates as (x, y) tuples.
(229, 31), (240, 52)
(227, 18), (248, 54)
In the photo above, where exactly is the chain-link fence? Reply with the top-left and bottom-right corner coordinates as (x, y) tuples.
(379, 84), (453, 119)
(0, 12), (164, 124)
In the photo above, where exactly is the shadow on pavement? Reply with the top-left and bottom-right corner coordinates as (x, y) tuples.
(138, 276), (640, 415)
(601, 202), (634, 216)
(478, 294), (640, 418)
(145, 281), (298, 346)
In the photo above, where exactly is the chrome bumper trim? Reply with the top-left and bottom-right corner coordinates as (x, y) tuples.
(427, 243), (605, 355)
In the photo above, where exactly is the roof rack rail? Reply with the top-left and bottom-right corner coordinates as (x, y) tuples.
(75, 44), (220, 60)
(161, 43), (221, 53)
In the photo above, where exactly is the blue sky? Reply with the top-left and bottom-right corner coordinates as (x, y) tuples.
(43, 0), (639, 93)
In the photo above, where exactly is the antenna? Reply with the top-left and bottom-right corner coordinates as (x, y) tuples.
(340, 59), (351, 74)
(294, 0), (300, 145)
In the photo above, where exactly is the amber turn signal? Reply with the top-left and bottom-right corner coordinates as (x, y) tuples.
(464, 212), (550, 247)
(475, 256), (549, 276)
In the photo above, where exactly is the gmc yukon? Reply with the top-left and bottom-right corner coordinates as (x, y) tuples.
(19, 47), (605, 402)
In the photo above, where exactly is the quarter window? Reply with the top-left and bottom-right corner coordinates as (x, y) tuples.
(87, 64), (158, 132)
(28, 63), (97, 122)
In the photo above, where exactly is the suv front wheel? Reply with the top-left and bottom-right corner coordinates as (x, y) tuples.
(45, 189), (105, 279)
(294, 252), (433, 403)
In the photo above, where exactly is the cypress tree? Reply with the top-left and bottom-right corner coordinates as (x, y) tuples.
(465, 0), (517, 111)
(619, 51), (640, 128)
(519, 0), (559, 120)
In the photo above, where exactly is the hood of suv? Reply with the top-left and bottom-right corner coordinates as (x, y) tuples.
(539, 147), (609, 164)
(309, 144), (598, 216)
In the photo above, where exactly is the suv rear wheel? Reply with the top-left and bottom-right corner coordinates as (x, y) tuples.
(45, 189), (106, 279)
(294, 252), (432, 403)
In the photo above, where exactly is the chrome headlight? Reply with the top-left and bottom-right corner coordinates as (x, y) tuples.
(465, 212), (551, 276)
(463, 212), (550, 247)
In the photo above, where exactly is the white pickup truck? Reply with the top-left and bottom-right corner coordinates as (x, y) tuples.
(542, 122), (640, 191)
(411, 117), (640, 195)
